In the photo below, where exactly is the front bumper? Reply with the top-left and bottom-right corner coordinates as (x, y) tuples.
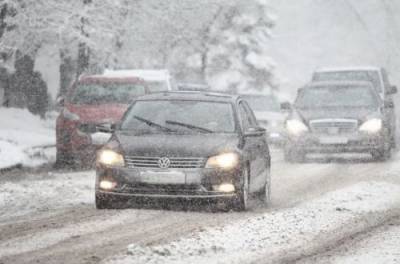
(286, 132), (385, 153)
(95, 165), (242, 199)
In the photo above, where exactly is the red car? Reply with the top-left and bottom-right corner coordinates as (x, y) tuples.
(56, 75), (149, 167)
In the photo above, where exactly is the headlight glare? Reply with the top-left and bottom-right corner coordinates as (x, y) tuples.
(206, 153), (239, 170)
(97, 149), (124, 166)
(286, 119), (308, 136)
(359, 118), (382, 134)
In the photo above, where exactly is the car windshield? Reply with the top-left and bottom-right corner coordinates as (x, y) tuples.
(295, 85), (379, 109)
(313, 71), (382, 92)
(145, 81), (169, 92)
(121, 100), (236, 134)
(242, 95), (280, 112)
(70, 82), (146, 105)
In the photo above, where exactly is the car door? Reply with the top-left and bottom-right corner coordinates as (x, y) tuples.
(242, 101), (269, 191)
(238, 101), (267, 193)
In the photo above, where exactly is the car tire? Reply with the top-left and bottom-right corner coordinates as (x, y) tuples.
(233, 167), (249, 211)
(372, 137), (391, 161)
(259, 168), (271, 206)
(95, 193), (115, 209)
(54, 148), (74, 168)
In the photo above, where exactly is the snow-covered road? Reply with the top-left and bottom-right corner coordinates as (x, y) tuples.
(1, 150), (400, 264)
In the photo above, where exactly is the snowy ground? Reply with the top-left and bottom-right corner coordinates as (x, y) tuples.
(298, 218), (400, 264)
(0, 108), (56, 169)
(1, 150), (400, 263)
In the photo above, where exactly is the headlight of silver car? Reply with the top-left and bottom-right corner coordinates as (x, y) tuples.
(286, 119), (308, 136)
(359, 118), (382, 134)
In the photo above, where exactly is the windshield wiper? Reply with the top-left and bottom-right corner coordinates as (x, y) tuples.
(165, 120), (213, 133)
(134, 116), (174, 132)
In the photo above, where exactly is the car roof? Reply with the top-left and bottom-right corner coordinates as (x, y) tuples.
(79, 75), (145, 84)
(315, 66), (381, 73)
(133, 91), (240, 103)
(307, 81), (374, 88)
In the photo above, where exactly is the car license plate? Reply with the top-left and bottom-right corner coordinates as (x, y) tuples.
(139, 171), (185, 184)
(319, 136), (348, 145)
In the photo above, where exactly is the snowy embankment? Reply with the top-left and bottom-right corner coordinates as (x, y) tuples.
(107, 181), (400, 264)
(0, 108), (56, 170)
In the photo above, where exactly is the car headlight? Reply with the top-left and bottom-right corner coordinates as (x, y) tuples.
(97, 149), (125, 166)
(206, 152), (239, 170)
(359, 118), (382, 134)
(286, 119), (308, 136)
(63, 108), (80, 121)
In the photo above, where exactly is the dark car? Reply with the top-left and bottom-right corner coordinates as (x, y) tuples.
(95, 91), (271, 211)
(312, 67), (397, 147)
(283, 81), (393, 162)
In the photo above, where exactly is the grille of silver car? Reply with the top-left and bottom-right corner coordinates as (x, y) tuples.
(309, 119), (358, 134)
(124, 156), (206, 169)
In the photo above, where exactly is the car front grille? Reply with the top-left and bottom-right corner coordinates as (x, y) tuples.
(124, 156), (206, 169)
(309, 119), (358, 134)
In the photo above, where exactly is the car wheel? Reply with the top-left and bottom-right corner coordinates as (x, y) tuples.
(260, 168), (271, 206)
(233, 167), (249, 211)
(372, 138), (391, 161)
(54, 148), (74, 168)
(95, 193), (115, 209)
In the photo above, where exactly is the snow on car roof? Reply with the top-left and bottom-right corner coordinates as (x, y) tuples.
(315, 66), (381, 73)
(79, 75), (144, 84)
(308, 80), (374, 87)
(103, 69), (171, 81)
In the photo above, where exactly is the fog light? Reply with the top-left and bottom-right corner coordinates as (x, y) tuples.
(213, 183), (235, 193)
(99, 180), (117, 190)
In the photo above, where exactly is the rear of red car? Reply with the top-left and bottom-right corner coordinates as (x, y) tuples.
(56, 75), (147, 167)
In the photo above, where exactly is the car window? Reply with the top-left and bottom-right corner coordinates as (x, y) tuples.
(238, 101), (253, 130)
(122, 100), (236, 134)
(313, 71), (382, 92)
(70, 82), (146, 105)
(242, 101), (259, 127)
(295, 85), (379, 109)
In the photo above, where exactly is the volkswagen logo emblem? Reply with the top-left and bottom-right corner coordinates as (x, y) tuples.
(158, 157), (171, 169)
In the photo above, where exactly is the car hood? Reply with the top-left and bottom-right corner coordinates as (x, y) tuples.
(114, 132), (240, 157)
(66, 103), (129, 124)
(294, 107), (380, 123)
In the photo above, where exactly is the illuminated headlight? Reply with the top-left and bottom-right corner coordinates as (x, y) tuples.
(212, 183), (235, 193)
(359, 118), (382, 134)
(63, 108), (80, 121)
(206, 153), (239, 170)
(99, 180), (117, 190)
(286, 119), (308, 136)
(97, 149), (125, 166)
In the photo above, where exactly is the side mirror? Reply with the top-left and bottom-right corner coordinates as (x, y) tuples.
(56, 96), (65, 107)
(97, 123), (119, 133)
(280, 102), (291, 111)
(244, 127), (266, 137)
(388, 85), (398, 95)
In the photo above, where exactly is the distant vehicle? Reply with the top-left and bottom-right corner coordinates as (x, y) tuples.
(312, 66), (397, 146)
(241, 94), (286, 145)
(55, 75), (149, 167)
(95, 91), (271, 211)
(283, 81), (393, 162)
(104, 69), (175, 92)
